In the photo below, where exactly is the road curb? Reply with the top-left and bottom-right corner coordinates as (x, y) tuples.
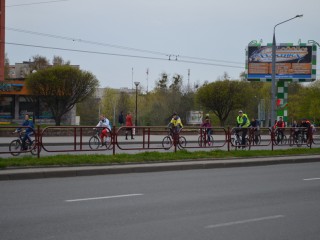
(0, 154), (320, 181)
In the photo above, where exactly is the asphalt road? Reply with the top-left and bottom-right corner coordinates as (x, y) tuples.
(1, 162), (320, 240)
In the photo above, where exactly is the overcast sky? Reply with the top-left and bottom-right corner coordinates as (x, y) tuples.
(6, 0), (320, 90)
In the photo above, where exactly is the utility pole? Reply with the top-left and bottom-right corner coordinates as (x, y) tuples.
(0, 0), (5, 81)
(146, 68), (149, 93)
(187, 69), (190, 92)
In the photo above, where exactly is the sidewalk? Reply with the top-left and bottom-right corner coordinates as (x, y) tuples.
(1, 154), (320, 181)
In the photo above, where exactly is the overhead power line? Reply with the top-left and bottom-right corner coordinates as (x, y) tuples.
(5, 27), (245, 65)
(6, 0), (70, 7)
(5, 27), (168, 57)
(5, 42), (244, 69)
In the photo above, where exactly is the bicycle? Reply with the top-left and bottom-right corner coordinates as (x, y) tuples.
(162, 128), (187, 150)
(9, 129), (39, 156)
(198, 128), (214, 147)
(89, 129), (112, 150)
(249, 127), (261, 145)
(231, 128), (250, 150)
(273, 128), (287, 145)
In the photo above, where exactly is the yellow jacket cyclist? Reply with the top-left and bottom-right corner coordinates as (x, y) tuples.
(169, 112), (183, 135)
(236, 110), (250, 146)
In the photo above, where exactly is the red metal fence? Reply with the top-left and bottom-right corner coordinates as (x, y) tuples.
(0, 125), (318, 157)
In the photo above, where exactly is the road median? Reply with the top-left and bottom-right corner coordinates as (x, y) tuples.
(1, 153), (319, 181)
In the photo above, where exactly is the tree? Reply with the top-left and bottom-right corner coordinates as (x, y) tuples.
(156, 72), (169, 91)
(76, 95), (100, 125)
(31, 55), (50, 71)
(26, 65), (99, 125)
(53, 55), (70, 66)
(196, 80), (250, 126)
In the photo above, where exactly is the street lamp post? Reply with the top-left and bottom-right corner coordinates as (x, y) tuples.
(134, 81), (140, 127)
(271, 14), (303, 126)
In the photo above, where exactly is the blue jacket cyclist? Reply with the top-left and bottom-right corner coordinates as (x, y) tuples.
(19, 114), (35, 150)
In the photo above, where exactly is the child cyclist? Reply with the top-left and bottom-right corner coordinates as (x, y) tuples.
(96, 115), (111, 146)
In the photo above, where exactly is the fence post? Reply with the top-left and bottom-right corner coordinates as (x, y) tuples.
(37, 125), (40, 158)
(112, 125), (116, 155)
(271, 127), (274, 151)
(309, 127), (312, 149)
(227, 127), (230, 152)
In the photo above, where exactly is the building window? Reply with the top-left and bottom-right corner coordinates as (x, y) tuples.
(19, 97), (34, 119)
(0, 96), (14, 119)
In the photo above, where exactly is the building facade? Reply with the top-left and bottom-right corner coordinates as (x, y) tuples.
(0, 62), (76, 125)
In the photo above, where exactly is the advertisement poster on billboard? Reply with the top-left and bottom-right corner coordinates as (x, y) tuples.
(186, 111), (203, 125)
(247, 45), (316, 81)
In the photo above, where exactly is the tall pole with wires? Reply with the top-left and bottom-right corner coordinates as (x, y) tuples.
(131, 67), (133, 90)
(0, 0), (5, 81)
(187, 69), (190, 92)
(146, 68), (149, 93)
(271, 15), (302, 126)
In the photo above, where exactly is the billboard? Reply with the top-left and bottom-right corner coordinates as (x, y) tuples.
(246, 44), (317, 81)
(186, 111), (203, 125)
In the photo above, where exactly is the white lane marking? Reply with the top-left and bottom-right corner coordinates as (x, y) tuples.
(205, 215), (285, 229)
(303, 178), (320, 181)
(65, 193), (143, 202)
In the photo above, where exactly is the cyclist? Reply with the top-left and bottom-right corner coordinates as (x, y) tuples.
(201, 116), (213, 145)
(236, 110), (250, 147)
(249, 117), (260, 144)
(273, 117), (285, 143)
(96, 115), (111, 146)
(291, 120), (300, 142)
(168, 112), (183, 136)
(18, 114), (35, 150)
(301, 119), (311, 141)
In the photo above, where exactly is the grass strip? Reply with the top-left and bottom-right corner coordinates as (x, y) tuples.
(1, 148), (320, 169)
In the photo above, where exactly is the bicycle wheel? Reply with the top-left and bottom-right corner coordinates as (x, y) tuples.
(254, 135), (261, 145)
(89, 136), (100, 149)
(209, 135), (214, 145)
(230, 137), (236, 147)
(282, 135), (287, 145)
(233, 139), (240, 150)
(273, 133), (280, 145)
(296, 135), (303, 147)
(9, 140), (21, 156)
(289, 136), (295, 146)
(178, 136), (187, 149)
(30, 140), (40, 155)
(198, 136), (205, 147)
(162, 136), (172, 150)
(105, 137), (113, 150)
(306, 138), (311, 147)
(244, 137), (251, 150)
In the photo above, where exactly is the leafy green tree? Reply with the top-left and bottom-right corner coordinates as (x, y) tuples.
(307, 80), (320, 123)
(30, 55), (50, 71)
(53, 55), (70, 66)
(156, 72), (169, 91)
(196, 80), (250, 126)
(76, 95), (100, 125)
(118, 91), (132, 118)
(26, 65), (99, 125)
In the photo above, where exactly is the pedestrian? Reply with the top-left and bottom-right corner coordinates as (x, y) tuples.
(118, 111), (124, 126)
(125, 112), (134, 140)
